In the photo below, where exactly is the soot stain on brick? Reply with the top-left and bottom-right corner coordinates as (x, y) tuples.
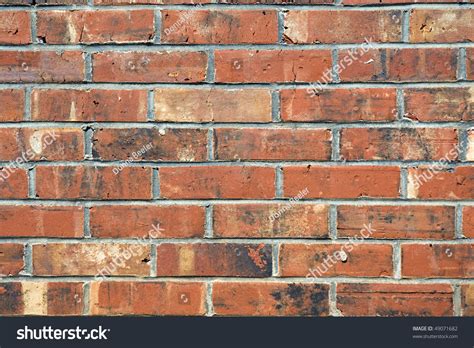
(232, 244), (272, 276)
(270, 284), (328, 316)
(0, 283), (23, 314)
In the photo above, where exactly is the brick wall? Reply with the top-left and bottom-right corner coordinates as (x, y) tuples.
(0, 0), (472, 317)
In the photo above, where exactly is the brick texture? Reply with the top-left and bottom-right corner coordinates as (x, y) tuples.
(0, 1), (472, 318)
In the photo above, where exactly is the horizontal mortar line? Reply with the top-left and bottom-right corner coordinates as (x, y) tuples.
(1, 82), (474, 88)
(0, 3), (473, 10)
(0, 199), (472, 205)
(0, 122), (472, 128)
(3, 160), (472, 167)
(1, 42), (474, 50)
(0, 276), (473, 284)
(1, 237), (473, 244)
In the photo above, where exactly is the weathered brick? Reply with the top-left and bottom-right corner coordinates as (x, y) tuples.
(280, 243), (393, 277)
(160, 166), (275, 199)
(340, 128), (459, 161)
(0, 282), (83, 316)
(338, 48), (457, 82)
(280, 88), (397, 122)
(284, 10), (401, 44)
(407, 166), (474, 200)
(90, 205), (205, 238)
(215, 50), (332, 83)
(37, 10), (154, 44)
(0, 89), (24, 122)
(0, 51), (85, 83)
(89, 282), (206, 315)
(32, 89), (148, 122)
(461, 284), (474, 316)
(344, 0), (462, 5)
(156, 243), (272, 277)
(0, 128), (84, 161)
(95, 0), (210, 4)
(468, 129), (474, 161)
(215, 128), (331, 161)
(92, 128), (207, 162)
(154, 88), (272, 123)
(283, 166), (400, 199)
(218, 0), (331, 3)
(213, 204), (329, 238)
(33, 243), (151, 276)
(93, 51), (207, 83)
(337, 205), (455, 239)
(213, 282), (329, 316)
(0, 169), (28, 199)
(161, 10), (278, 44)
(36, 166), (152, 200)
(0, 11), (31, 44)
(0, 244), (24, 276)
(402, 244), (474, 278)
(463, 207), (474, 238)
(468, 48), (474, 80)
(404, 87), (474, 122)
(337, 284), (453, 316)
(410, 9), (474, 43)
(0, 206), (83, 238)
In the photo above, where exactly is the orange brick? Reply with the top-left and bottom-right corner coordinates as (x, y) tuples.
(0, 244), (24, 276)
(0, 89), (24, 122)
(0, 12), (31, 44)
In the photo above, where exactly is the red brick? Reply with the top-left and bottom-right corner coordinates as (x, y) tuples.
(337, 205), (455, 239)
(0, 89), (24, 122)
(162, 10), (278, 44)
(218, 0), (331, 3)
(338, 48), (457, 82)
(284, 10), (401, 44)
(468, 48), (474, 80)
(213, 204), (328, 238)
(463, 207), (474, 238)
(340, 128), (458, 161)
(281, 88), (397, 122)
(154, 88), (272, 123)
(36, 0), (87, 4)
(0, 282), (83, 316)
(337, 284), (453, 316)
(280, 243), (393, 277)
(467, 129), (474, 161)
(0, 128), (84, 161)
(0, 169), (28, 199)
(344, 0), (461, 5)
(32, 89), (148, 122)
(37, 10), (154, 44)
(33, 243), (151, 276)
(0, 11), (31, 44)
(96, 0), (210, 4)
(36, 166), (152, 200)
(213, 282), (330, 316)
(160, 166), (275, 199)
(215, 128), (331, 161)
(0, 51), (84, 83)
(90, 282), (206, 315)
(156, 243), (272, 277)
(283, 166), (401, 199)
(402, 244), (474, 278)
(92, 128), (207, 162)
(215, 50), (332, 83)
(410, 10), (474, 43)
(404, 87), (474, 122)
(461, 284), (474, 316)
(90, 205), (205, 238)
(407, 166), (474, 200)
(0, 244), (24, 276)
(0, 206), (83, 238)
(93, 51), (207, 83)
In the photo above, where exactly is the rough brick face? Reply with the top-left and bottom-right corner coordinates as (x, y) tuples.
(37, 10), (155, 44)
(0, 0), (472, 319)
(283, 10), (402, 44)
(337, 284), (453, 316)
